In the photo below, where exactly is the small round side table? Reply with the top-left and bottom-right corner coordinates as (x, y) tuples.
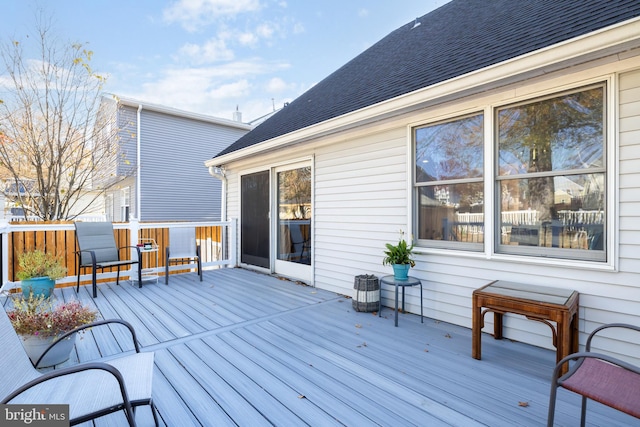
(379, 275), (423, 327)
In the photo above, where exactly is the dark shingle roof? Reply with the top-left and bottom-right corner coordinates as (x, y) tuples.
(216, 0), (640, 158)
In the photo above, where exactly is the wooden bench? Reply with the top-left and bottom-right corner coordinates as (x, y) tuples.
(472, 280), (579, 375)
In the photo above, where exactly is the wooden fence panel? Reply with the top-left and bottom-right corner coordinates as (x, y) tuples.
(8, 224), (223, 283)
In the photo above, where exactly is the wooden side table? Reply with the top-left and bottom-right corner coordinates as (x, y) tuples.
(472, 280), (579, 375)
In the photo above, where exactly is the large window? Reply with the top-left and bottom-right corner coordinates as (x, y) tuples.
(497, 84), (606, 261)
(414, 113), (484, 250)
(412, 83), (607, 263)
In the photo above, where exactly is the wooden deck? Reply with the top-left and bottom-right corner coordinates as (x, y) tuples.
(6, 268), (639, 426)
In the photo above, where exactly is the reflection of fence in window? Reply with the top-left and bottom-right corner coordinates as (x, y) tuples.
(553, 210), (604, 250)
(451, 211), (541, 243)
(498, 210), (604, 250)
(453, 212), (484, 243)
(558, 210), (604, 225)
(500, 210), (539, 225)
(425, 209), (603, 249)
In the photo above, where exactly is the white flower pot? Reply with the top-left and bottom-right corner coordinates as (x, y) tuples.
(19, 333), (76, 368)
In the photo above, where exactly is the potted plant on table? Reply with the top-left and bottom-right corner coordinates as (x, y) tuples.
(16, 249), (67, 298)
(6, 293), (98, 367)
(382, 230), (416, 281)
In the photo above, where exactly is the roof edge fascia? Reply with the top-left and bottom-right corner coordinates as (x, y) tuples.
(105, 94), (253, 131)
(207, 16), (640, 167)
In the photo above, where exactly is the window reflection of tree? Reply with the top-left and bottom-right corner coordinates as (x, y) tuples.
(498, 85), (605, 252)
(278, 167), (311, 220)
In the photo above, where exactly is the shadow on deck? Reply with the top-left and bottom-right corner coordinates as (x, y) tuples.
(8, 268), (640, 426)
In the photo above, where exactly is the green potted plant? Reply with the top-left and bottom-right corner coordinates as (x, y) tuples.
(382, 231), (416, 280)
(16, 249), (68, 298)
(7, 293), (98, 367)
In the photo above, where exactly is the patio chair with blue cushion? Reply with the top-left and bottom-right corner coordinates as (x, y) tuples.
(547, 323), (640, 426)
(74, 222), (142, 298)
(165, 227), (202, 284)
(0, 305), (159, 426)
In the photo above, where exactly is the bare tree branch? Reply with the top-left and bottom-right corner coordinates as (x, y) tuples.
(0, 11), (125, 221)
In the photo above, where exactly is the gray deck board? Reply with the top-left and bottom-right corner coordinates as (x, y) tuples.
(4, 268), (640, 426)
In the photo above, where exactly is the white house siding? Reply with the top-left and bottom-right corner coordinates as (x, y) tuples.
(221, 60), (640, 365)
(313, 128), (409, 296)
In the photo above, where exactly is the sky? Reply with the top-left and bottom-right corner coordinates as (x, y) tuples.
(0, 0), (447, 123)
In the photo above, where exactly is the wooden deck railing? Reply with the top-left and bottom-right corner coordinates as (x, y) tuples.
(1, 220), (237, 288)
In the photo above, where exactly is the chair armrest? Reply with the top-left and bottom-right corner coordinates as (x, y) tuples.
(119, 245), (142, 261)
(1, 361), (136, 423)
(75, 249), (97, 266)
(553, 351), (640, 383)
(586, 323), (640, 351)
(34, 319), (142, 368)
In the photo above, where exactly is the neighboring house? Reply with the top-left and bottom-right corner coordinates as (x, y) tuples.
(206, 0), (640, 363)
(98, 95), (251, 222)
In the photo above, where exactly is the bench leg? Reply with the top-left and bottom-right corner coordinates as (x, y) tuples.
(494, 312), (504, 339)
(472, 296), (482, 359)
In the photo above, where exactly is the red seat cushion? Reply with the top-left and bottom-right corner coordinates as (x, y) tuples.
(561, 357), (640, 418)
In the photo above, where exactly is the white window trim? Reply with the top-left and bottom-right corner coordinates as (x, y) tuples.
(409, 74), (617, 272)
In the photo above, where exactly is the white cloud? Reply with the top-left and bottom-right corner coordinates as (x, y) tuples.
(238, 31), (259, 46)
(265, 77), (291, 93)
(292, 22), (304, 34)
(208, 79), (251, 98)
(163, 0), (262, 32)
(178, 38), (234, 64)
(358, 9), (369, 17)
(126, 59), (291, 114)
(256, 22), (276, 39)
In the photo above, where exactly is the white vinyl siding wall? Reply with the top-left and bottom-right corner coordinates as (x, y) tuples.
(313, 129), (408, 296)
(221, 64), (640, 366)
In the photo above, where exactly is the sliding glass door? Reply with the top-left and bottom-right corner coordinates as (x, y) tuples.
(240, 171), (270, 268)
(274, 163), (312, 281)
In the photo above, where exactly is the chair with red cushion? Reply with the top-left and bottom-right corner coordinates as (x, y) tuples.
(547, 323), (640, 426)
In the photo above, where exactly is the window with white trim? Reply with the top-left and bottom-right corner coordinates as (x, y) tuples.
(121, 187), (130, 222)
(496, 84), (606, 261)
(414, 113), (484, 250)
(413, 82), (607, 263)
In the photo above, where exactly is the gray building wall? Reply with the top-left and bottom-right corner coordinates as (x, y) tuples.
(138, 108), (248, 221)
(100, 99), (250, 222)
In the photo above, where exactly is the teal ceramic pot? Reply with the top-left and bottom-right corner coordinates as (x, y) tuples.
(21, 277), (56, 298)
(392, 264), (410, 281)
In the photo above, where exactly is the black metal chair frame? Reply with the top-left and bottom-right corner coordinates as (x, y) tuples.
(74, 222), (142, 298)
(1, 314), (159, 426)
(548, 323), (640, 426)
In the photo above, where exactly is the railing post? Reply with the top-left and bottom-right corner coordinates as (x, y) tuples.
(229, 218), (237, 267)
(0, 221), (9, 287)
(129, 219), (140, 277)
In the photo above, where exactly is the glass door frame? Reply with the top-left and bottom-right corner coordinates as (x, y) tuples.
(238, 169), (271, 271)
(273, 160), (313, 283)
